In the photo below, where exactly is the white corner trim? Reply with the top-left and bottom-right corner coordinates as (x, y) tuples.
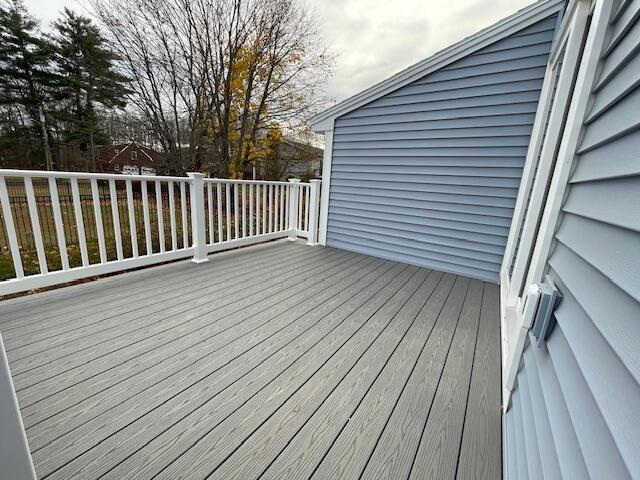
(506, 0), (590, 307)
(526, 0), (614, 288)
(317, 125), (334, 246)
(310, 0), (565, 129)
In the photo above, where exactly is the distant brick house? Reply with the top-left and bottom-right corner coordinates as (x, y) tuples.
(99, 142), (160, 175)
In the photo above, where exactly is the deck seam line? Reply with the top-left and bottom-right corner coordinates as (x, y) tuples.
(38, 259), (396, 480)
(0, 241), (309, 323)
(4, 245), (318, 345)
(203, 268), (426, 480)
(18, 250), (360, 401)
(406, 278), (472, 480)
(152, 265), (417, 480)
(355, 271), (454, 480)
(88, 264), (410, 480)
(27, 257), (389, 442)
(453, 281), (486, 480)
(9, 247), (325, 362)
(280, 270), (443, 480)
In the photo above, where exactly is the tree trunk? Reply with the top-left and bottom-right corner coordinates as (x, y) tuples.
(39, 106), (53, 170)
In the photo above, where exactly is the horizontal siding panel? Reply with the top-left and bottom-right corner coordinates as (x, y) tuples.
(549, 242), (640, 387)
(511, 14), (558, 36)
(330, 155), (526, 168)
(509, 6), (640, 479)
(546, 280), (640, 478)
(603, 0), (640, 57)
(332, 164), (523, 178)
(511, 391), (530, 480)
(570, 128), (640, 182)
(612, 0), (634, 23)
(588, 44), (640, 120)
(544, 320), (631, 480)
(328, 200), (511, 227)
(522, 346), (562, 480)
(330, 185), (516, 208)
(332, 171), (521, 188)
(518, 367), (544, 479)
(525, 341), (589, 479)
(335, 102), (539, 127)
(556, 214), (640, 302)
(329, 192), (513, 219)
(333, 145), (530, 157)
(414, 55), (550, 85)
(577, 85), (640, 153)
(328, 217), (505, 252)
(505, 407), (518, 480)
(335, 113), (536, 131)
(329, 209), (508, 243)
(441, 43), (553, 72)
(386, 67), (547, 98)
(563, 177), (640, 232)
(595, 16), (640, 89)
(326, 222), (503, 261)
(365, 79), (544, 108)
(344, 90), (543, 119)
(333, 135), (531, 149)
(331, 178), (517, 198)
(327, 15), (555, 282)
(480, 29), (556, 53)
(334, 124), (534, 141)
(325, 234), (498, 282)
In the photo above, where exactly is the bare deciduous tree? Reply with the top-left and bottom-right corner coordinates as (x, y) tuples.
(91, 0), (331, 177)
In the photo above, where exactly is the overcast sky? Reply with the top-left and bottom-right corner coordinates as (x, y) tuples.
(25, 0), (537, 103)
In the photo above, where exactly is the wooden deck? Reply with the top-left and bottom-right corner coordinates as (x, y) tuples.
(0, 240), (501, 480)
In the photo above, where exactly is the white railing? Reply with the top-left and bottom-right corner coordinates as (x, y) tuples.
(0, 169), (320, 296)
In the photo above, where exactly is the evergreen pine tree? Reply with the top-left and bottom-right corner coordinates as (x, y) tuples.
(51, 8), (130, 170)
(0, 0), (59, 169)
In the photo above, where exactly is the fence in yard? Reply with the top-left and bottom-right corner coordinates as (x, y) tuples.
(0, 169), (321, 295)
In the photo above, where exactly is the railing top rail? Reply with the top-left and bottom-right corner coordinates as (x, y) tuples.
(205, 178), (294, 186)
(0, 169), (189, 183)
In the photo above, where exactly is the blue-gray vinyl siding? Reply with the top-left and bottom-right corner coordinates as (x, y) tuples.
(505, 1), (640, 478)
(326, 14), (560, 283)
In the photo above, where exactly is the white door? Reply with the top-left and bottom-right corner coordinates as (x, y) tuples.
(499, 0), (593, 408)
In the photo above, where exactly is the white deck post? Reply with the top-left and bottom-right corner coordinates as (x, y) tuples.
(307, 179), (321, 246)
(0, 333), (37, 480)
(287, 178), (301, 241)
(187, 172), (209, 263)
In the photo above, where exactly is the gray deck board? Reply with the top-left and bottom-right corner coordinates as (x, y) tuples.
(0, 240), (501, 480)
(4, 243), (311, 350)
(14, 248), (353, 395)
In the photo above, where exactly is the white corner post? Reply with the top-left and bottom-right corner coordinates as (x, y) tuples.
(317, 124), (334, 246)
(0, 334), (37, 480)
(287, 178), (301, 241)
(187, 172), (209, 263)
(307, 179), (321, 246)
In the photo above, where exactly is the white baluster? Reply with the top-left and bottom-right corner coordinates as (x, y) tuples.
(24, 177), (47, 274)
(109, 179), (124, 260)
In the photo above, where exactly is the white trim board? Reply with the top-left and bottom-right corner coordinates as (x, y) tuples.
(310, 0), (565, 132)
(317, 125), (334, 246)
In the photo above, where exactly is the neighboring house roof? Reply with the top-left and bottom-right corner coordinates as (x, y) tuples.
(99, 142), (160, 167)
(282, 139), (323, 159)
(310, 0), (565, 131)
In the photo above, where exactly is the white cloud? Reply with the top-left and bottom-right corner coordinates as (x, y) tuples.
(308, 0), (538, 102)
(25, 0), (538, 103)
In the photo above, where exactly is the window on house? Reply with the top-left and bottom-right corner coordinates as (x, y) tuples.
(115, 164), (120, 172)
(131, 151), (137, 160)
